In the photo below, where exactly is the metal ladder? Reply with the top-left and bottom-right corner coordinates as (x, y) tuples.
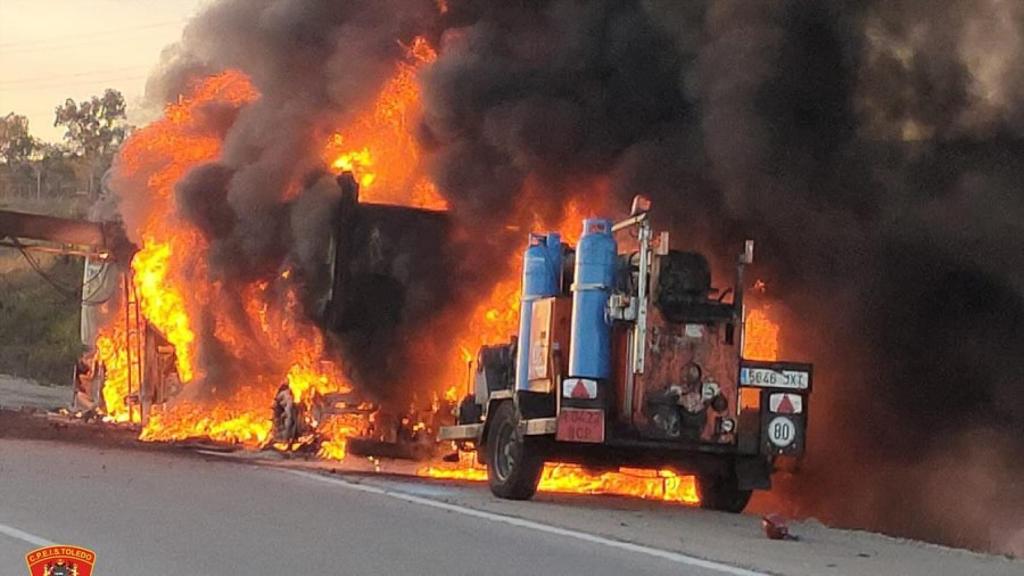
(123, 273), (145, 424)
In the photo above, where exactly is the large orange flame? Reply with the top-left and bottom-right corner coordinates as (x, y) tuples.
(109, 70), (259, 395)
(321, 36), (445, 210)
(100, 70), (354, 449)
(97, 71), (258, 423)
(421, 454), (699, 504)
(97, 34), (784, 508)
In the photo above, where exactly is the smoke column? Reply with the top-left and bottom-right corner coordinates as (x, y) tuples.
(116, 0), (447, 399)
(118, 0), (1023, 553)
(419, 0), (1024, 554)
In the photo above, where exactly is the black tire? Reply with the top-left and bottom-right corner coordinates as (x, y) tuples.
(486, 401), (544, 500)
(697, 472), (753, 513)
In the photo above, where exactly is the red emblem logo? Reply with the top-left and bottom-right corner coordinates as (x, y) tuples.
(25, 545), (96, 576)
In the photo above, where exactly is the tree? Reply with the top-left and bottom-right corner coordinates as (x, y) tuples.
(53, 89), (129, 196)
(54, 89), (128, 159)
(38, 143), (79, 199)
(0, 113), (37, 166)
(0, 114), (39, 198)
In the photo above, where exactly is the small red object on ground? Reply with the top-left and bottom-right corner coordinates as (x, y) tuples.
(762, 514), (791, 540)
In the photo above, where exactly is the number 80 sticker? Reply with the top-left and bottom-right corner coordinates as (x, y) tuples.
(767, 416), (796, 448)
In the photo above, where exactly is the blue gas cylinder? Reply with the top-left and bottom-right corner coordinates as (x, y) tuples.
(515, 232), (563, 391)
(569, 218), (617, 380)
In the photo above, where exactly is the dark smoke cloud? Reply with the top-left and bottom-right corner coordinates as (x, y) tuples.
(124, 0), (1024, 553)
(120, 0), (447, 400)
(131, 0), (444, 283)
(166, 0), (438, 275)
(420, 0), (1024, 553)
(420, 0), (688, 223)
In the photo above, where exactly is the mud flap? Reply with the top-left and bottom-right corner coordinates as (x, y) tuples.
(736, 456), (772, 491)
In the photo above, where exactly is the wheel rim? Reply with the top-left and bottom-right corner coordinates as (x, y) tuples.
(494, 420), (518, 482)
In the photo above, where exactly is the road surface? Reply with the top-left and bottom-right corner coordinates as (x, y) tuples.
(0, 438), (1020, 576)
(0, 376), (69, 412)
(0, 439), (750, 576)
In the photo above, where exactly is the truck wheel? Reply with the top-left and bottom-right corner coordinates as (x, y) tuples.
(486, 401), (544, 500)
(697, 473), (752, 513)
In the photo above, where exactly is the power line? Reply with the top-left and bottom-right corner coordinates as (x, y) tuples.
(1, 36), (167, 56)
(0, 66), (150, 86)
(12, 240), (81, 301)
(9, 239), (115, 305)
(0, 75), (150, 93)
(0, 19), (186, 50)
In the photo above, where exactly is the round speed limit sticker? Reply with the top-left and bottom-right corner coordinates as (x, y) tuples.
(767, 416), (796, 448)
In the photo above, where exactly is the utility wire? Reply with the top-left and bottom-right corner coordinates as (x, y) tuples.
(0, 75), (150, 93)
(10, 239), (116, 305)
(14, 240), (83, 300)
(0, 19), (186, 50)
(0, 66), (150, 86)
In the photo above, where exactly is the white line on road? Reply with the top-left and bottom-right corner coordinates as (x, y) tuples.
(284, 469), (770, 576)
(0, 522), (55, 547)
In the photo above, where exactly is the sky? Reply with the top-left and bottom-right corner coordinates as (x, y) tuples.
(0, 0), (205, 143)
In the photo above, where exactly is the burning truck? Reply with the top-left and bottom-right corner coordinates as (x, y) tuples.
(5, 153), (806, 513)
(0, 168), (455, 451)
(76, 170), (460, 455)
(269, 171), (458, 457)
(439, 197), (812, 512)
(17, 42), (808, 508)
(3, 169), (806, 512)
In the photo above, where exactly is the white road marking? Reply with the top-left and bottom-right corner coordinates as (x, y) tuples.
(0, 522), (55, 547)
(284, 469), (770, 576)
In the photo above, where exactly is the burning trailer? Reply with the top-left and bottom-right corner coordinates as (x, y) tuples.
(0, 169), (457, 462)
(440, 197), (812, 512)
(269, 171), (458, 458)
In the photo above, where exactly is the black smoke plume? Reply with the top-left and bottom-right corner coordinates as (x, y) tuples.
(121, 0), (1023, 553)
(418, 0), (1024, 554)
(120, 0), (452, 403)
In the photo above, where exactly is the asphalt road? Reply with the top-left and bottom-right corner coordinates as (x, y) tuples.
(0, 437), (1020, 576)
(0, 439), (747, 576)
(0, 376), (69, 412)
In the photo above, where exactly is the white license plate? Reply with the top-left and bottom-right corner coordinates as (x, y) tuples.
(740, 367), (809, 390)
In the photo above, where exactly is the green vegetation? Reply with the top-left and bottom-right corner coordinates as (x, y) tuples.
(0, 88), (130, 385)
(0, 251), (84, 385)
(1, 89), (130, 200)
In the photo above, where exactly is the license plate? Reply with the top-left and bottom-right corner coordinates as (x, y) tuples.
(740, 367), (809, 390)
(556, 408), (605, 443)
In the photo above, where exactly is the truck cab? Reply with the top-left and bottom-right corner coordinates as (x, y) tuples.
(440, 198), (811, 512)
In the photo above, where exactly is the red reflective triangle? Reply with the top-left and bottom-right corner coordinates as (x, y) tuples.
(776, 394), (795, 414)
(571, 380), (590, 399)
